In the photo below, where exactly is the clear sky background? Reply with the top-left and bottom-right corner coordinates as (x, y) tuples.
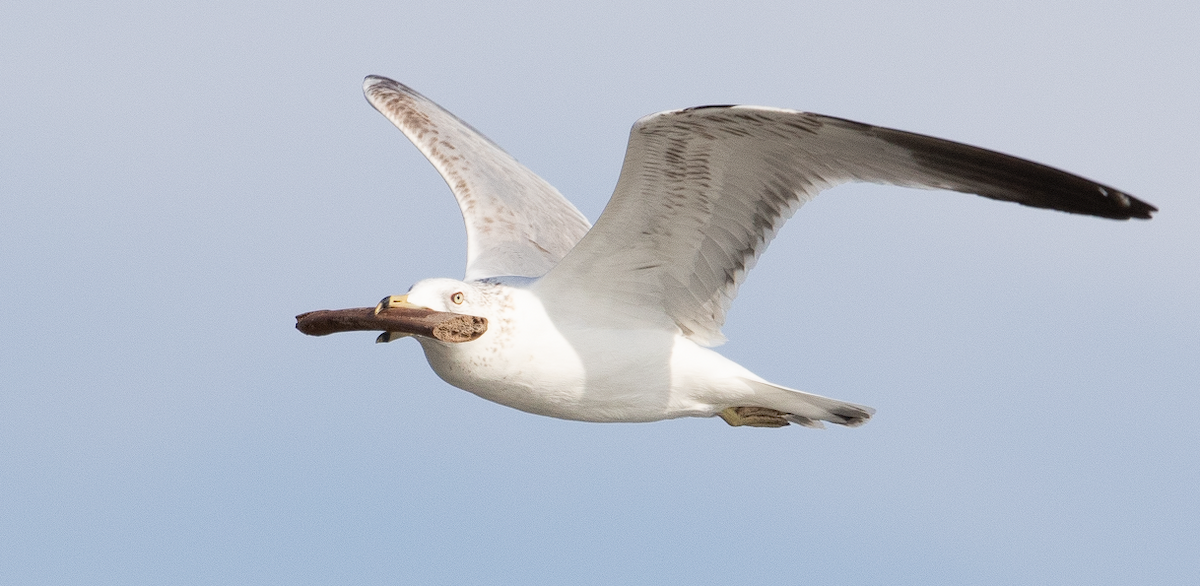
(2, 1), (1197, 584)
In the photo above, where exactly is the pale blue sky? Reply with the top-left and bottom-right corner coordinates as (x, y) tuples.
(2, 1), (1197, 584)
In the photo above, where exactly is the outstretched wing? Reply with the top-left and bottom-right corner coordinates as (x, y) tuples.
(364, 76), (591, 281)
(536, 106), (1155, 346)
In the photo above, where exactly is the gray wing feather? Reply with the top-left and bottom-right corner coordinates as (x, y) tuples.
(537, 106), (1155, 346)
(363, 76), (591, 281)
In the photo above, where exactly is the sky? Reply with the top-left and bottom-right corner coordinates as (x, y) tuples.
(2, 1), (1197, 584)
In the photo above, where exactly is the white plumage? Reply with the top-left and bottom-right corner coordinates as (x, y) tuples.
(362, 75), (1154, 429)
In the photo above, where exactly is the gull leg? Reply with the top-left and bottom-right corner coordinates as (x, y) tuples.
(718, 406), (791, 428)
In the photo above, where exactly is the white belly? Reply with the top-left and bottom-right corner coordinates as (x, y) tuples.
(414, 288), (753, 422)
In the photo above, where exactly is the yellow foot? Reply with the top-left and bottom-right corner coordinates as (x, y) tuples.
(719, 406), (791, 428)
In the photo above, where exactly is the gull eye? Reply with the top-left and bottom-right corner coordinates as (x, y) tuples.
(451, 292), (464, 305)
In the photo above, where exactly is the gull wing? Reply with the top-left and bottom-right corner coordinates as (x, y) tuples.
(364, 76), (591, 281)
(536, 106), (1155, 346)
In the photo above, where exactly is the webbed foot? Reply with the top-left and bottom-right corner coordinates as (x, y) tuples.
(718, 406), (791, 428)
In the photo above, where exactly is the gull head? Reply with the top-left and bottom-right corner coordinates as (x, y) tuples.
(381, 278), (492, 316)
(371, 278), (496, 345)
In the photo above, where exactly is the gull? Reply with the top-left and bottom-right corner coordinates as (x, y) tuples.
(361, 75), (1155, 429)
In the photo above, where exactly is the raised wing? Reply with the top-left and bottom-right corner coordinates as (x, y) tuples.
(364, 76), (591, 281)
(536, 106), (1155, 346)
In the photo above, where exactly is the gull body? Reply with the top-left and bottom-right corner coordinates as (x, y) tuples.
(361, 76), (1154, 429)
(399, 278), (830, 426)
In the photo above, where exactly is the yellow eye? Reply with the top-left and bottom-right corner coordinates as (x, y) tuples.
(451, 292), (464, 305)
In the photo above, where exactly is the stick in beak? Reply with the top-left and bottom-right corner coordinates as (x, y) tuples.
(296, 305), (487, 343)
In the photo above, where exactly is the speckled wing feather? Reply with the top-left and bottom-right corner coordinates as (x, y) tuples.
(364, 76), (591, 281)
(536, 106), (1155, 346)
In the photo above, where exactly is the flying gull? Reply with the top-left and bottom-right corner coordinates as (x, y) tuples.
(353, 75), (1154, 429)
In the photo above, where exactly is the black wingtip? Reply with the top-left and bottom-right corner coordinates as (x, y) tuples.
(363, 75), (395, 90)
(1066, 184), (1157, 220)
(862, 121), (1159, 221)
(1118, 192), (1157, 220)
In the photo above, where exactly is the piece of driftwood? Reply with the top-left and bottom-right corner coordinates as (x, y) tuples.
(295, 306), (488, 343)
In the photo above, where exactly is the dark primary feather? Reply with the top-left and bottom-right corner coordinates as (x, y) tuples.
(820, 114), (1156, 220)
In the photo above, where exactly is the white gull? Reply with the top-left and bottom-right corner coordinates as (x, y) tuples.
(362, 75), (1155, 428)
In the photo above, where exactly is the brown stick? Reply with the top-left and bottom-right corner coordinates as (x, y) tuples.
(295, 306), (488, 343)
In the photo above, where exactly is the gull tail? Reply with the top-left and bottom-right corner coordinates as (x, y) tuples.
(737, 378), (875, 429)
